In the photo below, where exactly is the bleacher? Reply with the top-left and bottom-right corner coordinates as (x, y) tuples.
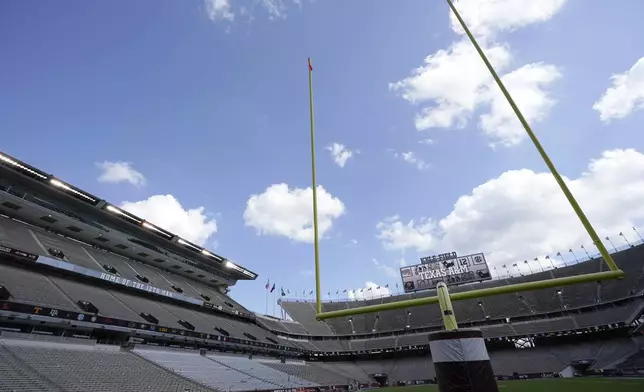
(0, 333), (215, 392)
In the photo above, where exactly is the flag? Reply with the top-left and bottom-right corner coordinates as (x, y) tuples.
(360, 289), (364, 293)
(502, 264), (507, 268)
(287, 289), (290, 294)
(309, 290), (314, 295)
(376, 286), (380, 289)
(328, 291), (330, 296)
(545, 255), (550, 259)
(336, 290), (339, 295)
(281, 288), (286, 296)
(533, 257), (538, 261)
(512, 263), (517, 267)
(556, 252), (561, 256)
(619, 232), (624, 236)
(265, 280), (270, 290)
(368, 287), (373, 291)
(569, 248), (573, 252)
(395, 283), (399, 288)
(308, 57), (313, 71)
(385, 284), (389, 288)
(343, 289), (347, 293)
(523, 260), (528, 264)
(605, 236), (610, 241)
(270, 283), (276, 293)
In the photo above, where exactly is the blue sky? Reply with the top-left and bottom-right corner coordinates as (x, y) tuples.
(2, 0), (644, 315)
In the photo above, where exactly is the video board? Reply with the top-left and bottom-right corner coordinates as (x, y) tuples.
(399, 252), (491, 293)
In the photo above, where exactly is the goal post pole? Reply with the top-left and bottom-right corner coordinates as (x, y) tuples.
(446, 0), (619, 272)
(312, 1), (625, 321)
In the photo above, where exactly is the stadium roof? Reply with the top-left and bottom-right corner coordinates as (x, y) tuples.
(0, 150), (257, 281)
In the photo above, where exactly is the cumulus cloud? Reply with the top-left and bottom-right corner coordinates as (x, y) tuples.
(120, 195), (217, 246)
(205, 0), (234, 22)
(96, 161), (146, 187)
(204, 0), (302, 23)
(243, 183), (346, 243)
(376, 149), (644, 268)
(480, 63), (562, 147)
(377, 215), (437, 252)
(419, 138), (435, 145)
(371, 258), (399, 279)
(348, 282), (391, 300)
(326, 143), (356, 168)
(448, 0), (568, 37)
(393, 151), (430, 170)
(593, 57), (644, 122)
(390, 1), (564, 147)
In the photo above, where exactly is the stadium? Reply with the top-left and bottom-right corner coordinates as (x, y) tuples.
(1, 147), (644, 392)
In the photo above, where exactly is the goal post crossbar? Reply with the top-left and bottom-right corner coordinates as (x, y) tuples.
(315, 270), (623, 320)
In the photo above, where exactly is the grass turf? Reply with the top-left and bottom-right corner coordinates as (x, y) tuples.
(376, 378), (644, 392)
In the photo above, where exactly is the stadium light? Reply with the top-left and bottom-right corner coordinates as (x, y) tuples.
(0, 152), (48, 180)
(105, 204), (142, 224)
(49, 178), (96, 203)
(312, 0), (624, 322)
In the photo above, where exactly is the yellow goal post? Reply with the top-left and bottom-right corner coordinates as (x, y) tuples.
(307, 0), (624, 322)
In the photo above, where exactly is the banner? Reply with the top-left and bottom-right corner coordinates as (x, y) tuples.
(0, 300), (302, 353)
(0, 244), (38, 261)
(35, 256), (202, 305)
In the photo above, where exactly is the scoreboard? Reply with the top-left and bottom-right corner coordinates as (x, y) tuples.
(399, 252), (491, 293)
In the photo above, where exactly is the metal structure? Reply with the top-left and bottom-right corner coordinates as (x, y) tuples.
(308, 0), (624, 323)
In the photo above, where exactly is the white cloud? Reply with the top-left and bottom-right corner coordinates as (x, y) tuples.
(390, 39), (512, 131)
(243, 183), (346, 243)
(480, 63), (561, 147)
(593, 57), (644, 122)
(419, 138), (435, 145)
(96, 161), (147, 187)
(449, 0), (568, 37)
(376, 215), (437, 252)
(300, 270), (314, 277)
(348, 282), (391, 300)
(394, 151), (430, 170)
(205, 0), (234, 22)
(120, 195), (217, 246)
(376, 149), (644, 269)
(326, 143), (356, 168)
(345, 239), (359, 247)
(390, 1), (565, 148)
(371, 258), (399, 279)
(204, 0), (302, 23)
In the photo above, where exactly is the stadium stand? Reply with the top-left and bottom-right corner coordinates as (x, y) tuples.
(0, 332), (215, 392)
(2, 150), (644, 391)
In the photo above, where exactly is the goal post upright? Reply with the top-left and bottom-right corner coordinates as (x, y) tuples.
(311, 0), (624, 322)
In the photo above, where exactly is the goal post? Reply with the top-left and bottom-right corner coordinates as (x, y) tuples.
(310, 0), (624, 322)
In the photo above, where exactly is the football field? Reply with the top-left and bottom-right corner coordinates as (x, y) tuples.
(377, 378), (644, 392)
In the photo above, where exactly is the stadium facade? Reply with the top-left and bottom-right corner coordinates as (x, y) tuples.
(1, 150), (643, 391)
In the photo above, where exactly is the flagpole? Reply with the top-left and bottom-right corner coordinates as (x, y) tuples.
(308, 57), (322, 315)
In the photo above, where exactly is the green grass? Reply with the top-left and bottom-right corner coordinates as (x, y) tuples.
(376, 378), (644, 392)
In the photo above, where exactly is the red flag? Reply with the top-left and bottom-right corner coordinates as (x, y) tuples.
(308, 58), (313, 72)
